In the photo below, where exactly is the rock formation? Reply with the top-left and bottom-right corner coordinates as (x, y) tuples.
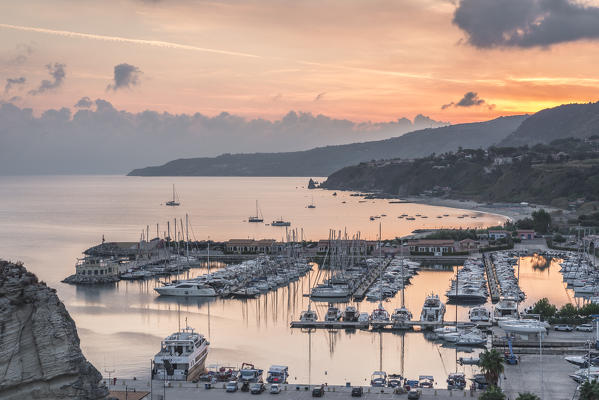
(0, 260), (108, 399)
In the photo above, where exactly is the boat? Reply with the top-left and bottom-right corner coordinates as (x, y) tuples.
(310, 283), (350, 299)
(370, 304), (390, 329)
(271, 218), (291, 227)
(420, 293), (446, 324)
(299, 305), (318, 322)
(447, 373), (466, 389)
(494, 297), (519, 321)
(266, 365), (288, 383)
(342, 305), (359, 322)
(325, 306), (342, 321)
(307, 196), (316, 209)
(498, 319), (546, 334)
(391, 307), (413, 329)
(155, 282), (217, 297)
(406, 217), (415, 221)
(152, 325), (209, 381)
(469, 306), (490, 322)
(371, 371), (387, 387)
(239, 363), (263, 383)
(248, 200), (264, 223)
(455, 330), (487, 346)
(165, 184), (180, 206)
(458, 357), (480, 365)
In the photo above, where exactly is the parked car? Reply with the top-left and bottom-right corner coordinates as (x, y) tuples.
(312, 385), (325, 397)
(554, 324), (574, 332)
(407, 389), (421, 399)
(250, 382), (265, 394)
(577, 324), (594, 332)
(269, 384), (281, 394)
(226, 381), (238, 392)
(351, 387), (363, 397)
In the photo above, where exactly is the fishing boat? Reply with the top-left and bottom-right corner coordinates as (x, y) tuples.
(152, 325), (209, 381)
(248, 200), (264, 223)
(271, 218), (291, 227)
(155, 282), (217, 297)
(165, 184), (180, 206)
(420, 293), (446, 324)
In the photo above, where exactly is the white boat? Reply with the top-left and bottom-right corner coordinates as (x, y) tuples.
(455, 330), (487, 346)
(494, 297), (519, 321)
(310, 283), (350, 299)
(165, 184), (180, 206)
(469, 306), (490, 322)
(371, 371), (387, 387)
(391, 307), (413, 329)
(152, 325), (209, 381)
(271, 218), (291, 227)
(155, 282), (217, 297)
(420, 293), (446, 324)
(299, 305), (318, 322)
(370, 303), (390, 329)
(325, 306), (342, 322)
(498, 319), (547, 334)
(248, 200), (264, 223)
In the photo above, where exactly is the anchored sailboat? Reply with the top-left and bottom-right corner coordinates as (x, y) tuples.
(165, 184), (180, 207)
(248, 200), (264, 223)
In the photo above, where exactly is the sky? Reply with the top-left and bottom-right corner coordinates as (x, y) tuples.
(1, 0), (599, 173)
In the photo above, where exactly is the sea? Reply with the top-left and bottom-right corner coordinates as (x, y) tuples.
(0, 175), (575, 386)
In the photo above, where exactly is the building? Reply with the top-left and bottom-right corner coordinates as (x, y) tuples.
(488, 230), (510, 240)
(458, 238), (478, 250)
(517, 230), (535, 240)
(316, 239), (369, 254)
(407, 239), (455, 254)
(75, 257), (119, 277)
(225, 239), (277, 254)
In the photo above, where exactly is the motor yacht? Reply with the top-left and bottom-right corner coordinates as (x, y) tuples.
(299, 306), (318, 322)
(325, 306), (342, 322)
(152, 325), (209, 381)
(155, 282), (217, 297)
(469, 306), (490, 322)
(420, 293), (446, 324)
(391, 307), (413, 329)
(271, 219), (291, 227)
(342, 306), (359, 322)
(494, 297), (519, 321)
(370, 303), (390, 329)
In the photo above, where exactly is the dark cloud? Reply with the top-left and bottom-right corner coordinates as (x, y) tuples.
(314, 92), (326, 101)
(442, 92), (494, 110)
(4, 77), (26, 93)
(29, 63), (66, 95)
(453, 0), (599, 48)
(74, 96), (93, 108)
(0, 100), (448, 174)
(8, 96), (22, 102)
(107, 63), (142, 91)
(7, 43), (34, 65)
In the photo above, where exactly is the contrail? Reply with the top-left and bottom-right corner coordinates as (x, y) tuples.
(0, 23), (261, 59)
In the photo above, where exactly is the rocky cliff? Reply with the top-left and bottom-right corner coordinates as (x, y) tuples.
(0, 260), (108, 400)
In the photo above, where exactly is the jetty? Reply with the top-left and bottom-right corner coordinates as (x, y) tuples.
(352, 258), (392, 300)
(483, 253), (501, 303)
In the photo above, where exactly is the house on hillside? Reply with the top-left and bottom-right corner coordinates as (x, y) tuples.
(225, 239), (277, 254)
(516, 230), (535, 240)
(407, 239), (455, 254)
(488, 230), (510, 240)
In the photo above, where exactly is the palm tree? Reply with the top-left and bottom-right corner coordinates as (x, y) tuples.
(479, 349), (504, 386)
(580, 380), (599, 400)
(479, 385), (506, 400)
(516, 393), (540, 400)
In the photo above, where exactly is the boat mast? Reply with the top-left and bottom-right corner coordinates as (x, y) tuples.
(378, 222), (383, 309)
(172, 184), (176, 203)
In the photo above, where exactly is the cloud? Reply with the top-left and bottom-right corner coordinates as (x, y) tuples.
(107, 63), (142, 91)
(74, 96), (93, 108)
(4, 77), (26, 93)
(0, 100), (448, 174)
(453, 0), (599, 48)
(28, 63), (66, 95)
(7, 43), (34, 65)
(314, 92), (326, 101)
(442, 91), (494, 110)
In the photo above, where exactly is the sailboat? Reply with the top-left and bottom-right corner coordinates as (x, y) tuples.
(307, 196), (316, 209)
(165, 184), (180, 206)
(370, 223), (390, 329)
(391, 260), (413, 330)
(248, 200), (264, 223)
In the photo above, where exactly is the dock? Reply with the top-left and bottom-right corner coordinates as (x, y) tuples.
(352, 258), (392, 300)
(290, 320), (492, 331)
(483, 253), (500, 302)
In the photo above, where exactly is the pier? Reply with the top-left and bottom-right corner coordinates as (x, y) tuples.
(352, 258), (392, 300)
(483, 253), (500, 303)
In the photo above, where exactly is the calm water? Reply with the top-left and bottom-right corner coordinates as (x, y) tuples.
(0, 175), (573, 385)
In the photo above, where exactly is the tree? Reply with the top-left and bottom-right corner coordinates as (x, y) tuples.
(516, 393), (540, 400)
(579, 380), (599, 400)
(530, 298), (557, 321)
(478, 385), (506, 400)
(516, 218), (534, 230)
(479, 349), (504, 386)
(532, 209), (552, 234)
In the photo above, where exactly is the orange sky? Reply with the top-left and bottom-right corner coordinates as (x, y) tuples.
(1, 0), (599, 123)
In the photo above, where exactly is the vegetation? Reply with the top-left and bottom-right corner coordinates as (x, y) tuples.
(424, 229), (480, 241)
(322, 137), (599, 206)
(478, 385), (506, 400)
(479, 349), (504, 387)
(529, 297), (599, 325)
(529, 298), (557, 321)
(580, 380), (599, 400)
(515, 393), (540, 400)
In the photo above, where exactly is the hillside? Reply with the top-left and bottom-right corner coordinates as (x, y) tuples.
(128, 115), (526, 176)
(321, 138), (599, 206)
(500, 102), (599, 147)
